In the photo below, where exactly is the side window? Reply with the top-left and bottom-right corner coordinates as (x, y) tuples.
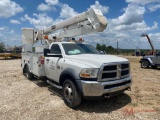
(50, 44), (61, 54)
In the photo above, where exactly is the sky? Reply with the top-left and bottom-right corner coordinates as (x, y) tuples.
(0, 0), (160, 49)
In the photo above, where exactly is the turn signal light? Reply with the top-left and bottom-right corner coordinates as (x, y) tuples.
(80, 73), (90, 78)
(44, 35), (48, 39)
(40, 56), (44, 64)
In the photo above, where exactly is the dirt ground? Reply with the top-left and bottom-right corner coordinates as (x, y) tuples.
(0, 56), (159, 120)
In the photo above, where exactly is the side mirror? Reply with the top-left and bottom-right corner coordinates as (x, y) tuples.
(44, 48), (50, 57)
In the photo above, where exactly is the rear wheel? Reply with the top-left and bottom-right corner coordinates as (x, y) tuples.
(141, 60), (149, 68)
(62, 79), (81, 108)
(25, 66), (34, 80)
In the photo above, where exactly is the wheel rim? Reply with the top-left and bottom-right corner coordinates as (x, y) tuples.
(64, 83), (73, 103)
(142, 61), (147, 68)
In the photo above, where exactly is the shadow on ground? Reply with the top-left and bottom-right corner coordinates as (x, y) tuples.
(76, 93), (131, 113)
(31, 79), (131, 113)
(140, 67), (160, 70)
(31, 79), (62, 98)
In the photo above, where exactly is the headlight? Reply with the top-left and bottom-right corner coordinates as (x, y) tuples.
(80, 68), (99, 78)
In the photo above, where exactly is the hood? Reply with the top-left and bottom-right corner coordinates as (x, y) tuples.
(65, 54), (128, 68)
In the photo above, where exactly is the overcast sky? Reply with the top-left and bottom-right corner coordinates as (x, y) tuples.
(0, 0), (160, 49)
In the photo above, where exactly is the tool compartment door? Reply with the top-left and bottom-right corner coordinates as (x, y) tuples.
(32, 53), (46, 77)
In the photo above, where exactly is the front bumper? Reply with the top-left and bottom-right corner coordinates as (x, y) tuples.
(76, 76), (132, 97)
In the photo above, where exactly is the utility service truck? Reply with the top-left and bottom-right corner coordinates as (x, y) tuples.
(21, 9), (132, 108)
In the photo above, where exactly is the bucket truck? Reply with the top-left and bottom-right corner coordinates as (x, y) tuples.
(140, 34), (160, 69)
(21, 8), (132, 108)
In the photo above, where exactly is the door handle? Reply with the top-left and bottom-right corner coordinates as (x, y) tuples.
(46, 59), (49, 61)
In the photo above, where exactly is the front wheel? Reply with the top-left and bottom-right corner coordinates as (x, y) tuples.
(62, 79), (82, 108)
(141, 60), (149, 68)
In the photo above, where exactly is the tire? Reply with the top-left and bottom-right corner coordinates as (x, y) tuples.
(62, 79), (82, 108)
(25, 66), (34, 80)
(141, 60), (149, 68)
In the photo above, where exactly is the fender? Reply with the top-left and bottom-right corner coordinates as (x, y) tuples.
(59, 68), (80, 82)
(59, 68), (83, 94)
(147, 58), (153, 65)
(23, 63), (32, 73)
(140, 58), (153, 65)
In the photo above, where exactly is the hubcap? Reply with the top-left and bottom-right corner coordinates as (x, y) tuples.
(142, 61), (147, 67)
(64, 83), (73, 103)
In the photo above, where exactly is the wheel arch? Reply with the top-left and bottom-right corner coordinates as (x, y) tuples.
(141, 58), (151, 65)
(23, 63), (29, 73)
(59, 70), (82, 94)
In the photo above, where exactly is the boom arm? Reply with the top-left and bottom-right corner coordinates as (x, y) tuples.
(141, 34), (155, 52)
(35, 8), (107, 42)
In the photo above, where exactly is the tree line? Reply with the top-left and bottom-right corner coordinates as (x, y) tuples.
(96, 43), (117, 54)
(96, 43), (139, 55)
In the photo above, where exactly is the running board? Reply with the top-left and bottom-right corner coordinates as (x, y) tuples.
(47, 80), (62, 89)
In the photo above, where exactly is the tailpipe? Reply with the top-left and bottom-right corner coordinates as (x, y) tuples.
(103, 93), (111, 98)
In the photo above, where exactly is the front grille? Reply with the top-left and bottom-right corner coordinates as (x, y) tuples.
(102, 72), (117, 79)
(121, 64), (129, 69)
(98, 62), (130, 81)
(121, 70), (129, 76)
(103, 65), (117, 71)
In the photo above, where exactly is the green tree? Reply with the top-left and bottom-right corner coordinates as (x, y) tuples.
(106, 46), (117, 54)
(101, 44), (106, 51)
(96, 43), (101, 50)
(0, 42), (5, 53)
(107, 46), (114, 50)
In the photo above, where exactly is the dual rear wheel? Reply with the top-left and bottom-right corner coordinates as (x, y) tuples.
(24, 65), (34, 80)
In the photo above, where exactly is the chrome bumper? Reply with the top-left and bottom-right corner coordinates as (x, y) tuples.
(77, 76), (132, 97)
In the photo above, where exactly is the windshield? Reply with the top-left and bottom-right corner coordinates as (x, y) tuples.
(62, 43), (100, 55)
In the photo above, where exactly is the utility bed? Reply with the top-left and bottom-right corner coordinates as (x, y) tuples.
(22, 52), (45, 77)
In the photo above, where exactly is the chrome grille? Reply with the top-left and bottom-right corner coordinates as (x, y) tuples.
(98, 62), (130, 81)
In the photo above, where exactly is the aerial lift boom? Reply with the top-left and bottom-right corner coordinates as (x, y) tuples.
(141, 34), (156, 55)
(34, 8), (107, 42)
(22, 8), (107, 52)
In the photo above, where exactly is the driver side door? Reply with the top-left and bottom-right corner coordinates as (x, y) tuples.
(45, 44), (63, 82)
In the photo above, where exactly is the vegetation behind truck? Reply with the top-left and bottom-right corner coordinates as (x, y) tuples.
(21, 9), (132, 108)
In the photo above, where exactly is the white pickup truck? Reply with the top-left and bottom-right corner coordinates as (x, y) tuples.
(21, 8), (132, 107)
(22, 41), (132, 107)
